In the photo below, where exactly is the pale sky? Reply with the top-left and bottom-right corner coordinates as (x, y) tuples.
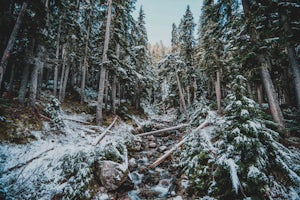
(133, 0), (203, 47)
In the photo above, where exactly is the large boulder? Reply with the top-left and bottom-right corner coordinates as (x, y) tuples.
(96, 160), (129, 191)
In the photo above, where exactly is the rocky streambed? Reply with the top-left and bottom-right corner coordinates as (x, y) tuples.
(114, 129), (190, 200)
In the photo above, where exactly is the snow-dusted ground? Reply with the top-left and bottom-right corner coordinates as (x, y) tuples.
(0, 111), (137, 199)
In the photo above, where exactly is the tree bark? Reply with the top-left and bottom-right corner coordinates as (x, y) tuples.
(30, 45), (45, 106)
(187, 86), (191, 107)
(256, 83), (263, 105)
(18, 64), (30, 104)
(61, 61), (70, 101)
(112, 44), (120, 114)
(53, 17), (62, 96)
(80, 7), (92, 104)
(215, 69), (222, 114)
(8, 64), (15, 95)
(193, 78), (197, 103)
(0, 2), (28, 89)
(97, 0), (113, 125)
(176, 71), (188, 120)
(259, 57), (285, 130)
(104, 71), (109, 111)
(37, 61), (43, 100)
(59, 44), (67, 102)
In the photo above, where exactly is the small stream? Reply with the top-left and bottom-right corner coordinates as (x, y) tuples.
(126, 131), (188, 200)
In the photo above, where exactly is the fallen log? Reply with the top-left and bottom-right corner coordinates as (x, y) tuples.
(149, 120), (209, 168)
(63, 118), (91, 125)
(137, 123), (189, 137)
(2, 147), (54, 174)
(93, 116), (119, 145)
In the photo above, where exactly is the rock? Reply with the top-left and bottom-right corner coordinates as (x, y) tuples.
(149, 142), (157, 148)
(96, 161), (129, 191)
(147, 135), (155, 141)
(129, 158), (137, 169)
(139, 165), (148, 174)
(158, 145), (167, 152)
(147, 151), (154, 157)
(173, 196), (183, 200)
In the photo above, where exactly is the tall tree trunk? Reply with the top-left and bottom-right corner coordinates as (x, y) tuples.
(37, 62), (43, 100)
(242, 0), (285, 131)
(80, 8), (92, 104)
(61, 61), (70, 101)
(53, 17), (62, 96)
(187, 86), (191, 107)
(8, 64), (15, 95)
(112, 44), (119, 114)
(193, 78), (197, 103)
(118, 82), (121, 106)
(175, 71), (188, 120)
(280, 5), (300, 111)
(18, 64), (30, 104)
(104, 71), (109, 111)
(0, 2), (27, 89)
(259, 59), (285, 130)
(256, 83), (263, 105)
(59, 44), (66, 102)
(97, 0), (113, 125)
(215, 69), (222, 114)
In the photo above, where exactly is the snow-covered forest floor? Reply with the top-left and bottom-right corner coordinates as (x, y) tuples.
(0, 92), (300, 200)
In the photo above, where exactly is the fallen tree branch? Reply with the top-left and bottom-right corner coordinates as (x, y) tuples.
(93, 116), (119, 145)
(2, 147), (54, 174)
(137, 123), (189, 137)
(39, 113), (51, 121)
(63, 118), (91, 125)
(149, 120), (210, 168)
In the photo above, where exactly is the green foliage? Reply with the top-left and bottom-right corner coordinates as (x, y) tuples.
(44, 97), (65, 129)
(59, 151), (96, 200)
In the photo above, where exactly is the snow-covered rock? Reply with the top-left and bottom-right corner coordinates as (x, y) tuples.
(149, 142), (157, 148)
(96, 161), (129, 191)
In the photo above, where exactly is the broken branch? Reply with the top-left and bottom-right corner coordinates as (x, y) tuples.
(149, 120), (209, 168)
(93, 116), (119, 145)
(3, 147), (54, 174)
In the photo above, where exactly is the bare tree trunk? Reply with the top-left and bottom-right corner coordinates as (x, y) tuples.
(259, 57), (285, 130)
(37, 62), (43, 100)
(0, 2), (27, 89)
(61, 61), (70, 101)
(53, 17), (62, 96)
(176, 71), (188, 120)
(104, 71), (109, 111)
(97, 0), (113, 125)
(80, 7), (92, 104)
(8, 64), (15, 95)
(187, 86), (191, 107)
(247, 82), (253, 99)
(193, 78), (197, 103)
(30, 46), (45, 106)
(112, 44), (120, 114)
(30, 64), (39, 106)
(59, 44), (67, 101)
(18, 64), (30, 104)
(257, 83), (263, 105)
(118, 82), (121, 106)
(215, 69), (222, 114)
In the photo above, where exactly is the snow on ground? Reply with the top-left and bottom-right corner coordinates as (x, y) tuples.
(0, 111), (136, 199)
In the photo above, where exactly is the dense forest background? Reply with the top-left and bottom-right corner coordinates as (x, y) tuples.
(0, 0), (300, 199)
